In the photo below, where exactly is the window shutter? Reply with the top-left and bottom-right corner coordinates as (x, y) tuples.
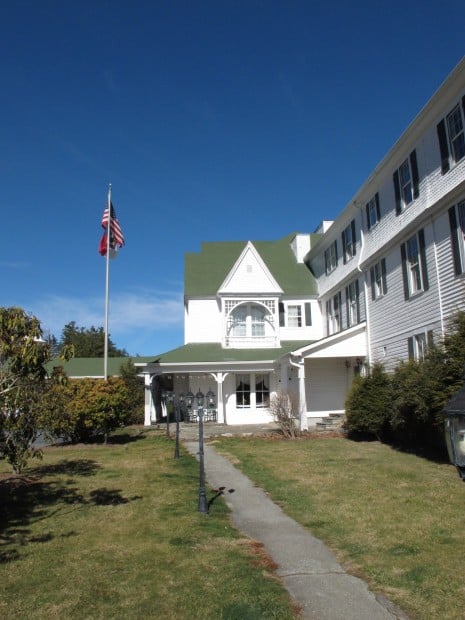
(410, 150), (420, 199)
(304, 302), (312, 326)
(448, 206), (462, 275)
(345, 286), (350, 325)
(462, 95), (465, 117)
(351, 220), (356, 255)
(334, 240), (338, 264)
(418, 229), (429, 291)
(408, 337), (414, 360)
(437, 119), (450, 174)
(342, 230), (347, 263)
(278, 302), (285, 327)
(366, 203), (371, 231)
(393, 170), (402, 215)
(400, 243), (410, 300)
(370, 266), (376, 300)
(355, 279), (360, 322)
(375, 192), (381, 221)
(381, 258), (387, 294)
(427, 330), (434, 349)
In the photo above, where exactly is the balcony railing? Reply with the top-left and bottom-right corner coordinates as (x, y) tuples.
(225, 335), (278, 348)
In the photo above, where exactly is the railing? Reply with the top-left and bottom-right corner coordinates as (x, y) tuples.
(184, 408), (217, 423)
(225, 336), (278, 348)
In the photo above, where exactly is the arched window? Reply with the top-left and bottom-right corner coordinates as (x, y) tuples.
(226, 303), (272, 345)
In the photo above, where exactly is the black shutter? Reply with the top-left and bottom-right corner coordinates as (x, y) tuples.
(370, 266), (376, 300)
(400, 243), (410, 300)
(381, 258), (387, 295)
(345, 286), (350, 326)
(437, 119), (450, 174)
(427, 330), (434, 349)
(408, 337), (414, 360)
(334, 240), (338, 265)
(304, 302), (312, 326)
(375, 192), (381, 222)
(410, 150), (420, 199)
(355, 279), (360, 323)
(342, 230), (347, 264)
(462, 95), (465, 117)
(418, 229), (429, 291)
(448, 206), (462, 275)
(351, 220), (356, 256)
(393, 170), (402, 215)
(279, 302), (285, 327)
(366, 203), (371, 231)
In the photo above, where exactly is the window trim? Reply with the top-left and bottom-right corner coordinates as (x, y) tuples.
(449, 201), (465, 276)
(324, 241), (338, 275)
(400, 229), (429, 300)
(437, 96), (465, 174)
(370, 258), (387, 300)
(236, 373), (270, 409)
(366, 193), (381, 231)
(342, 220), (357, 263)
(394, 150), (420, 215)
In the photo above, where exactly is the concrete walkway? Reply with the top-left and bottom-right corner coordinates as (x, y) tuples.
(183, 436), (407, 620)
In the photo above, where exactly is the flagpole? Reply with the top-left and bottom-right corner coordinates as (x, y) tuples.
(104, 184), (111, 381)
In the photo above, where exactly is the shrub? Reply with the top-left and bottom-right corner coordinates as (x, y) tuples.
(269, 391), (300, 438)
(345, 364), (392, 440)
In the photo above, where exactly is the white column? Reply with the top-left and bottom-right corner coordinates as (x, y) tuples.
(297, 362), (308, 431)
(144, 374), (154, 426)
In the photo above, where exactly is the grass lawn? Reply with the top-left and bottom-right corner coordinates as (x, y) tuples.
(213, 434), (465, 620)
(0, 429), (296, 620)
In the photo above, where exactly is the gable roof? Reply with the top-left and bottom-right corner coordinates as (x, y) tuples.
(185, 233), (320, 297)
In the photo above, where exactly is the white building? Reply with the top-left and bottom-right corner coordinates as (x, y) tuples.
(138, 57), (465, 428)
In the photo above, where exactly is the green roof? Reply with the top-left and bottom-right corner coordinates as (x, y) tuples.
(141, 341), (314, 365)
(185, 234), (319, 297)
(46, 356), (154, 378)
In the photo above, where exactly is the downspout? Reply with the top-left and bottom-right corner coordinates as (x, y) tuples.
(355, 203), (372, 368)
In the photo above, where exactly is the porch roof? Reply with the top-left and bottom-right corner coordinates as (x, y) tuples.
(136, 341), (313, 366)
(47, 356), (154, 378)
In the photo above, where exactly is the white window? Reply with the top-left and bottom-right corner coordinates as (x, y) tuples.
(236, 374), (270, 409)
(447, 104), (465, 164)
(346, 280), (360, 326)
(370, 259), (387, 300)
(227, 303), (267, 340)
(342, 220), (356, 262)
(449, 201), (465, 275)
(408, 332), (433, 361)
(326, 292), (342, 335)
(324, 241), (338, 275)
(366, 193), (380, 230)
(287, 305), (302, 327)
(394, 150), (419, 214)
(401, 231), (429, 299)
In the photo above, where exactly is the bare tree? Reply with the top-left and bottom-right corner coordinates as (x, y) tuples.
(269, 391), (301, 439)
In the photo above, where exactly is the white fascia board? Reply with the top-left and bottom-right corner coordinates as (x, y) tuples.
(218, 241), (283, 294)
(290, 323), (367, 359)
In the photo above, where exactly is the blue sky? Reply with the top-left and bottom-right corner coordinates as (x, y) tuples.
(1, 1), (464, 355)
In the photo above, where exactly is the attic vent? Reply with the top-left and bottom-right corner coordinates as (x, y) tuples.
(246, 264), (253, 273)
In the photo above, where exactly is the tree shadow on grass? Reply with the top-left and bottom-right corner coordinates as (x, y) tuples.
(0, 475), (86, 563)
(29, 459), (102, 477)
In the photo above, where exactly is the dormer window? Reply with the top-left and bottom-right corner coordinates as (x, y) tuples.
(225, 302), (276, 347)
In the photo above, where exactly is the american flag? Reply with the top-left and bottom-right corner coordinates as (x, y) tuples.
(99, 202), (125, 256)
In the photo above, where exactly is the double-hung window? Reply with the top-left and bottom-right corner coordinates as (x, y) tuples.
(448, 201), (465, 275)
(287, 305), (302, 327)
(370, 259), (387, 300)
(327, 292), (342, 335)
(366, 193), (381, 230)
(236, 373), (270, 408)
(408, 331), (434, 361)
(400, 230), (429, 299)
(324, 241), (338, 275)
(393, 150), (420, 214)
(342, 220), (356, 262)
(346, 280), (360, 326)
(437, 98), (465, 173)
